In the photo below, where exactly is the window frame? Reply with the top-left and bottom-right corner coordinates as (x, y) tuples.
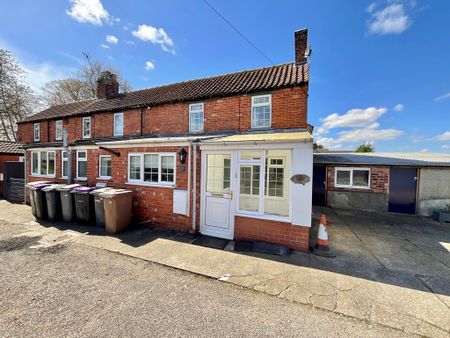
(189, 102), (204, 133)
(82, 117), (91, 139)
(334, 167), (371, 189)
(76, 150), (88, 180)
(236, 150), (290, 220)
(30, 151), (56, 177)
(61, 150), (68, 178)
(98, 155), (112, 179)
(251, 94), (272, 129)
(127, 152), (176, 187)
(33, 123), (40, 142)
(113, 112), (124, 137)
(55, 120), (63, 141)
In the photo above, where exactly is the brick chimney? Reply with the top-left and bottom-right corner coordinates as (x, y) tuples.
(97, 71), (119, 99)
(294, 29), (309, 65)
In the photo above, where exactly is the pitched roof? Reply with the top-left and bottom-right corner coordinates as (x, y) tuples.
(20, 62), (309, 123)
(314, 152), (450, 167)
(0, 141), (24, 154)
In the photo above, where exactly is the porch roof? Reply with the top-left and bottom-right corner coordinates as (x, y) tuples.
(204, 131), (312, 144)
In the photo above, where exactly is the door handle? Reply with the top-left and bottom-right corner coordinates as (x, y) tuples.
(210, 193), (224, 198)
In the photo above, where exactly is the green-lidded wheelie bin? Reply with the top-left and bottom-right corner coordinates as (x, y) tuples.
(57, 184), (81, 222)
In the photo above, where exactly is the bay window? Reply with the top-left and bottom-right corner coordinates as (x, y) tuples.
(128, 153), (176, 186)
(76, 150), (87, 179)
(238, 149), (290, 218)
(334, 167), (370, 189)
(31, 151), (55, 177)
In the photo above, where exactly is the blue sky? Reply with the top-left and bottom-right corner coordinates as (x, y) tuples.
(1, 0), (450, 152)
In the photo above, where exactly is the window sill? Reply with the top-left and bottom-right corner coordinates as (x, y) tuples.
(334, 185), (371, 190)
(235, 211), (291, 223)
(126, 181), (175, 188)
(75, 177), (87, 181)
(30, 174), (56, 178)
(97, 177), (112, 180)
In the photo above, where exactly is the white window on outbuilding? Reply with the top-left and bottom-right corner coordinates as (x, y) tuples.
(99, 155), (111, 179)
(33, 123), (40, 141)
(334, 167), (371, 189)
(113, 113), (123, 136)
(251, 94), (271, 129)
(76, 150), (87, 179)
(128, 153), (176, 186)
(82, 117), (91, 139)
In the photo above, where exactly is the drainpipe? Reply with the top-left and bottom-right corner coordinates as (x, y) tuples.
(63, 129), (72, 184)
(186, 142), (192, 217)
(192, 142), (198, 233)
(23, 150), (27, 202)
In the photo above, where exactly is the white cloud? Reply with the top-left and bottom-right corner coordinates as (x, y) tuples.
(393, 103), (404, 111)
(145, 61), (155, 71)
(125, 40), (135, 45)
(132, 24), (175, 54)
(366, 2), (377, 13)
(24, 62), (75, 92)
(100, 44), (109, 49)
(435, 92), (450, 101)
(66, 0), (112, 26)
(337, 124), (403, 143)
(367, 3), (411, 35)
(442, 145), (450, 149)
(106, 35), (118, 45)
(436, 131), (450, 141)
(317, 107), (387, 135)
(420, 148), (429, 152)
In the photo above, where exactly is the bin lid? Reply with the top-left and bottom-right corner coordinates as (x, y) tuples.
(90, 187), (113, 195)
(71, 186), (96, 194)
(26, 181), (52, 187)
(42, 184), (63, 192)
(29, 183), (53, 190)
(101, 189), (133, 198)
(56, 184), (81, 191)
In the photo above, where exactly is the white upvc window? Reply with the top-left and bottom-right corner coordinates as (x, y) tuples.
(237, 150), (290, 219)
(33, 123), (40, 141)
(55, 120), (63, 141)
(31, 151), (55, 177)
(334, 167), (371, 189)
(61, 151), (68, 178)
(76, 150), (87, 180)
(251, 94), (271, 129)
(99, 155), (112, 179)
(189, 103), (204, 133)
(82, 117), (91, 139)
(113, 113), (123, 136)
(128, 153), (176, 186)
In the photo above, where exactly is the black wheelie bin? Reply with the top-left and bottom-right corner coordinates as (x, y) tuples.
(71, 186), (96, 224)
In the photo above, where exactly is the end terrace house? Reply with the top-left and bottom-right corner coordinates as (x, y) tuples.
(17, 30), (313, 252)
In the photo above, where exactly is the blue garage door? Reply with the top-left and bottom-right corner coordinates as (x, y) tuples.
(312, 165), (327, 206)
(388, 167), (417, 214)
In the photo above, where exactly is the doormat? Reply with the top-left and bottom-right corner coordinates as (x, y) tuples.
(193, 235), (229, 250)
(234, 240), (290, 256)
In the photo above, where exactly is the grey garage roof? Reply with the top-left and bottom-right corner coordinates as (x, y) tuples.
(314, 152), (450, 167)
(0, 141), (24, 155)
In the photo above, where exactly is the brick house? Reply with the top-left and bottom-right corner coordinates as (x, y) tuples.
(17, 29), (313, 252)
(0, 141), (24, 196)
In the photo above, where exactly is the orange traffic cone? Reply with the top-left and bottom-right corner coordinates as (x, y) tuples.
(312, 214), (335, 258)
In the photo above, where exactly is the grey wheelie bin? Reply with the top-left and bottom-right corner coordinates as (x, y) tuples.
(57, 184), (80, 222)
(29, 182), (53, 219)
(90, 188), (112, 228)
(103, 189), (134, 234)
(42, 184), (63, 221)
(26, 181), (52, 217)
(71, 186), (96, 224)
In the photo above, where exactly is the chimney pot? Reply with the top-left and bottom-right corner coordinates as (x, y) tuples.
(294, 29), (308, 65)
(97, 71), (119, 99)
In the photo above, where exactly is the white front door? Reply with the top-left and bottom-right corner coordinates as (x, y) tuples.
(201, 152), (234, 239)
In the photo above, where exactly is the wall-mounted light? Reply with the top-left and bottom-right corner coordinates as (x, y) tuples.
(178, 148), (187, 164)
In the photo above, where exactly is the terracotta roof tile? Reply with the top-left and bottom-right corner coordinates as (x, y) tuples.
(21, 62), (308, 123)
(0, 141), (24, 154)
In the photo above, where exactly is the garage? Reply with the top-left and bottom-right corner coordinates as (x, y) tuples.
(313, 152), (450, 216)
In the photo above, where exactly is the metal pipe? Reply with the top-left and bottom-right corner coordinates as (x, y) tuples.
(186, 142), (192, 217)
(63, 129), (72, 184)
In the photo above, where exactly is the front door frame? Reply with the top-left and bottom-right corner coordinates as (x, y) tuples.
(200, 150), (236, 239)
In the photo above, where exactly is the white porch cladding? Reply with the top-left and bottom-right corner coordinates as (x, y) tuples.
(201, 131), (313, 227)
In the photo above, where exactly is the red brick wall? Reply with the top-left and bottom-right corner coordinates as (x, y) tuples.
(234, 216), (310, 252)
(327, 165), (389, 193)
(0, 154), (21, 196)
(18, 86), (308, 144)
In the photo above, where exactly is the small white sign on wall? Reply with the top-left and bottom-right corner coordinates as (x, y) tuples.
(173, 189), (188, 216)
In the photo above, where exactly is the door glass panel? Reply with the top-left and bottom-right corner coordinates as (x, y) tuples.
(240, 150), (261, 161)
(239, 165), (260, 212)
(206, 154), (231, 193)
